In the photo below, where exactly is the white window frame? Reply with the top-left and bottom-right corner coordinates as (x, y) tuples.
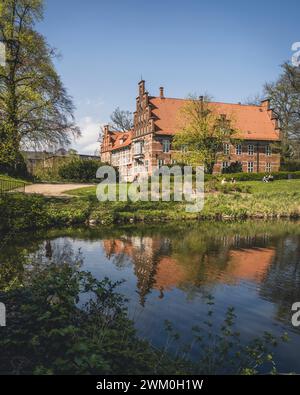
(248, 144), (255, 155)
(223, 143), (230, 155)
(266, 163), (271, 172)
(247, 161), (254, 173)
(162, 139), (171, 153)
(265, 145), (271, 156)
(158, 159), (164, 167)
(222, 161), (229, 169)
(236, 144), (242, 155)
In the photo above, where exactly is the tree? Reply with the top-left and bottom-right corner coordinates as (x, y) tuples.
(173, 97), (238, 173)
(0, 0), (80, 174)
(264, 63), (300, 159)
(110, 107), (133, 132)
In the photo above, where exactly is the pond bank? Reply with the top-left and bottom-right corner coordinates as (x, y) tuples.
(1, 189), (300, 235)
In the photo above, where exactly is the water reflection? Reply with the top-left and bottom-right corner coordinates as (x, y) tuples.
(1, 221), (300, 372)
(101, 232), (280, 307)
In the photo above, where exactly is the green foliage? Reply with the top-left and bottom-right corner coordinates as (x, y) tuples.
(209, 171), (300, 182)
(280, 160), (300, 171)
(0, 0), (79, 175)
(172, 97), (239, 173)
(0, 194), (91, 232)
(58, 159), (103, 182)
(33, 156), (72, 182)
(0, 257), (168, 374)
(264, 63), (300, 159)
(215, 183), (252, 194)
(222, 161), (243, 174)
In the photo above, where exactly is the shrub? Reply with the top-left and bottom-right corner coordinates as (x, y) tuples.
(222, 161), (243, 174)
(215, 183), (252, 194)
(280, 160), (300, 172)
(58, 159), (102, 182)
(214, 171), (300, 182)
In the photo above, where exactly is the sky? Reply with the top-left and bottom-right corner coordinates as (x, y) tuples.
(38, 0), (300, 154)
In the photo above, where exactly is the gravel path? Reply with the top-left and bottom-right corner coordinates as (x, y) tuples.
(24, 183), (94, 197)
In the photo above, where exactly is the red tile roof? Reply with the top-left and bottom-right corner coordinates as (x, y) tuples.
(150, 97), (280, 141)
(110, 130), (133, 150)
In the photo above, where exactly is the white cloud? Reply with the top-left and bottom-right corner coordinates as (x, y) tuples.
(72, 116), (103, 155)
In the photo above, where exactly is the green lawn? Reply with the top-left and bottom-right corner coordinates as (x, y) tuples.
(0, 174), (30, 184)
(242, 179), (300, 194)
(67, 185), (97, 197)
(67, 179), (300, 198)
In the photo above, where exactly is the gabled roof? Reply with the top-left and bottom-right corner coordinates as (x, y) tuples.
(149, 97), (280, 141)
(109, 130), (133, 151)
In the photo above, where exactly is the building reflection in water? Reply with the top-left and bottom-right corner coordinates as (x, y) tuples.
(101, 234), (276, 306)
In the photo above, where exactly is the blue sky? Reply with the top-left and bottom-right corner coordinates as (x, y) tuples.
(39, 0), (300, 153)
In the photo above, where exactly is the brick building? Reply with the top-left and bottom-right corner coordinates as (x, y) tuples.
(100, 80), (281, 180)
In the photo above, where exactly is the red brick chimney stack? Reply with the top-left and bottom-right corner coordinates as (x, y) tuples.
(160, 87), (164, 99)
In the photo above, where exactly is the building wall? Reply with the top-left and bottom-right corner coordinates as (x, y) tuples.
(213, 141), (280, 173)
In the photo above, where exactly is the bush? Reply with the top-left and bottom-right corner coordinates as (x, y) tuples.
(58, 159), (102, 182)
(280, 160), (300, 172)
(210, 171), (300, 182)
(0, 194), (91, 233)
(222, 161), (243, 174)
(215, 183), (252, 194)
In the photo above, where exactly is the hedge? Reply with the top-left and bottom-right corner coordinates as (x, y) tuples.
(205, 171), (300, 182)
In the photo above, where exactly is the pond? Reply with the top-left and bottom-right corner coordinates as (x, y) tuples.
(1, 220), (300, 373)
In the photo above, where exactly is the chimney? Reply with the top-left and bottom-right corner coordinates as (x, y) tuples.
(261, 99), (270, 110)
(138, 80), (145, 96)
(159, 87), (164, 99)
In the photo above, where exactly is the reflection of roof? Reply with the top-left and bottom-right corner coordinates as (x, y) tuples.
(154, 256), (185, 291)
(220, 248), (275, 283)
(102, 237), (275, 291)
(150, 97), (280, 141)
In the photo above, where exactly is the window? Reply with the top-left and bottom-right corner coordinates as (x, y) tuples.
(134, 141), (143, 155)
(247, 162), (254, 173)
(223, 143), (230, 155)
(248, 145), (254, 155)
(162, 139), (170, 153)
(145, 160), (149, 171)
(158, 159), (164, 167)
(236, 144), (242, 155)
(222, 161), (229, 170)
(266, 163), (271, 172)
(265, 145), (271, 156)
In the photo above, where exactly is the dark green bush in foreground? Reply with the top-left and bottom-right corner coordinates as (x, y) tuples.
(58, 159), (102, 182)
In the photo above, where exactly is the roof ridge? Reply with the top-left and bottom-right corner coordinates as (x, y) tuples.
(150, 96), (263, 108)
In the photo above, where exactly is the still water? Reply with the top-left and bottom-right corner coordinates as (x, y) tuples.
(2, 221), (300, 373)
